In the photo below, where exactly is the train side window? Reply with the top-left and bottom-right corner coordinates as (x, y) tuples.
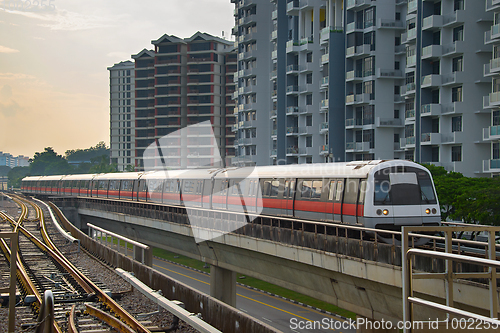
(301, 180), (312, 199)
(248, 180), (257, 197)
(335, 180), (343, 202)
(92, 181), (98, 191)
(284, 180), (290, 198)
(358, 180), (367, 204)
(219, 180), (228, 196)
(343, 179), (359, 204)
(374, 179), (391, 205)
(262, 179), (271, 197)
(311, 180), (322, 199)
(196, 180), (203, 194)
(328, 180), (336, 201)
(183, 180), (194, 194)
(270, 180), (279, 197)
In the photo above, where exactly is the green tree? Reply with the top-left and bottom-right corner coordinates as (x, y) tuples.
(7, 166), (30, 188)
(89, 155), (117, 173)
(29, 147), (72, 176)
(65, 141), (109, 162)
(125, 164), (135, 172)
(0, 165), (11, 177)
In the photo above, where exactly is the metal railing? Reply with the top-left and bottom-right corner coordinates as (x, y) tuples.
(402, 225), (500, 333)
(88, 223), (151, 265)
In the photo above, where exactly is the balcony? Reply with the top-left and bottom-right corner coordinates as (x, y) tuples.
(346, 142), (371, 151)
(320, 122), (329, 134)
(286, 147), (300, 156)
(321, 54), (329, 64)
(486, 0), (500, 12)
(321, 99), (329, 109)
(483, 125), (500, 141)
(422, 45), (442, 59)
(422, 15), (443, 30)
(442, 10), (465, 28)
(321, 76), (329, 87)
(376, 118), (403, 127)
(346, 70), (363, 81)
(286, 85), (299, 94)
(441, 132), (463, 145)
(421, 133), (441, 145)
(406, 54), (416, 67)
(271, 10), (277, 20)
(286, 0), (299, 15)
(286, 64), (299, 73)
(489, 91), (500, 107)
(346, 93), (372, 105)
(421, 74), (441, 88)
(320, 26), (343, 44)
(345, 118), (363, 128)
(441, 72), (465, 86)
(286, 126), (299, 135)
(405, 136), (416, 147)
(405, 82), (416, 95)
(319, 145), (329, 155)
(442, 41), (465, 57)
(421, 104), (441, 117)
(376, 69), (403, 79)
(377, 18), (404, 30)
(272, 50), (277, 59)
(491, 24), (500, 41)
(491, 57), (500, 73)
(286, 40), (300, 53)
(286, 106), (299, 115)
(405, 109), (415, 119)
(406, 28), (417, 42)
(270, 30), (277, 41)
(407, 0), (417, 13)
(483, 159), (500, 173)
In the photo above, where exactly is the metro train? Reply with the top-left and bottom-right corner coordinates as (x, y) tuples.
(21, 160), (441, 231)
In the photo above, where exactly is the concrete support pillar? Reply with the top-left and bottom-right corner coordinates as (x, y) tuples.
(210, 265), (236, 307)
(356, 316), (398, 333)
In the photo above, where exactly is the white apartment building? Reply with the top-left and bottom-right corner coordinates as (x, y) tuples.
(484, 0), (500, 177)
(108, 60), (136, 171)
(230, 0), (494, 177)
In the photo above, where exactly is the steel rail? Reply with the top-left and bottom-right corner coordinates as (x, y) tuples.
(20, 197), (153, 333)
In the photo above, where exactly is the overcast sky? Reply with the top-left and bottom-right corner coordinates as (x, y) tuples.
(0, 0), (234, 158)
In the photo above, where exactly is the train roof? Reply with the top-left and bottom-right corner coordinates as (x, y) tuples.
(21, 160), (430, 182)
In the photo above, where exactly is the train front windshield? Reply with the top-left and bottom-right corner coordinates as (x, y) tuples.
(373, 167), (437, 206)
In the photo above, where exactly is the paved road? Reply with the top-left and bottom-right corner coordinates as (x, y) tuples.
(151, 257), (356, 333)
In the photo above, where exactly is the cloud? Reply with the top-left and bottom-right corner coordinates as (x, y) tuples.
(0, 100), (22, 117)
(0, 45), (19, 53)
(5, 8), (116, 31)
(0, 85), (13, 98)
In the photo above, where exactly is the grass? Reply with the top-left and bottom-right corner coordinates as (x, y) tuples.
(152, 247), (357, 320)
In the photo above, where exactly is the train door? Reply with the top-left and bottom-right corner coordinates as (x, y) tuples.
(327, 179), (343, 222)
(281, 179), (295, 216)
(342, 178), (359, 224)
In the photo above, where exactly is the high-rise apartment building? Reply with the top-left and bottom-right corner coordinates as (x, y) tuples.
(230, 0), (494, 177)
(484, 0), (500, 176)
(130, 32), (235, 170)
(108, 60), (136, 171)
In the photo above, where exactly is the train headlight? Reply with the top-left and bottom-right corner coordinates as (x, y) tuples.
(425, 208), (431, 214)
(432, 208), (437, 214)
(376, 209), (382, 215)
(382, 209), (389, 215)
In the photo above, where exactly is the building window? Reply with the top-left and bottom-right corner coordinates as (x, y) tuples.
(452, 116), (462, 132)
(454, 0), (464, 11)
(363, 56), (375, 76)
(363, 80), (375, 99)
(306, 52), (312, 63)
(494, 78), (500, 93)
(364, 32), (376, 51)
(494, 142), (500, 160)
(452, 56), (463, 72)
(364, 7), (375, 28)
(306, 94), (313, 105)
(494, 111), (500, 126)
(431, 147), (439, 162)
(306, 156), (313, 163)
(405, 150), (414, 161)
(453, 26), (464, 42)
(306, 115), (312, 126)
(452, 86), (463, 102)
(306, 73), (313, 84)
(452, 146), (462, 162)
(306, 136), (312, 147)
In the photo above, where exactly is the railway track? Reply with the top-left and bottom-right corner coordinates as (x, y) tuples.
(0, 194), (160, 333)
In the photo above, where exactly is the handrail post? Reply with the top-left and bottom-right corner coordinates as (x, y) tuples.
(402, 226), (411, 333)
(489, 230), (498, 318)
(445, 230), (453, 311)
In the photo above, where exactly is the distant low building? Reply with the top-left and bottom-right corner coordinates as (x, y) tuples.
(0, 152), (30, 168)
